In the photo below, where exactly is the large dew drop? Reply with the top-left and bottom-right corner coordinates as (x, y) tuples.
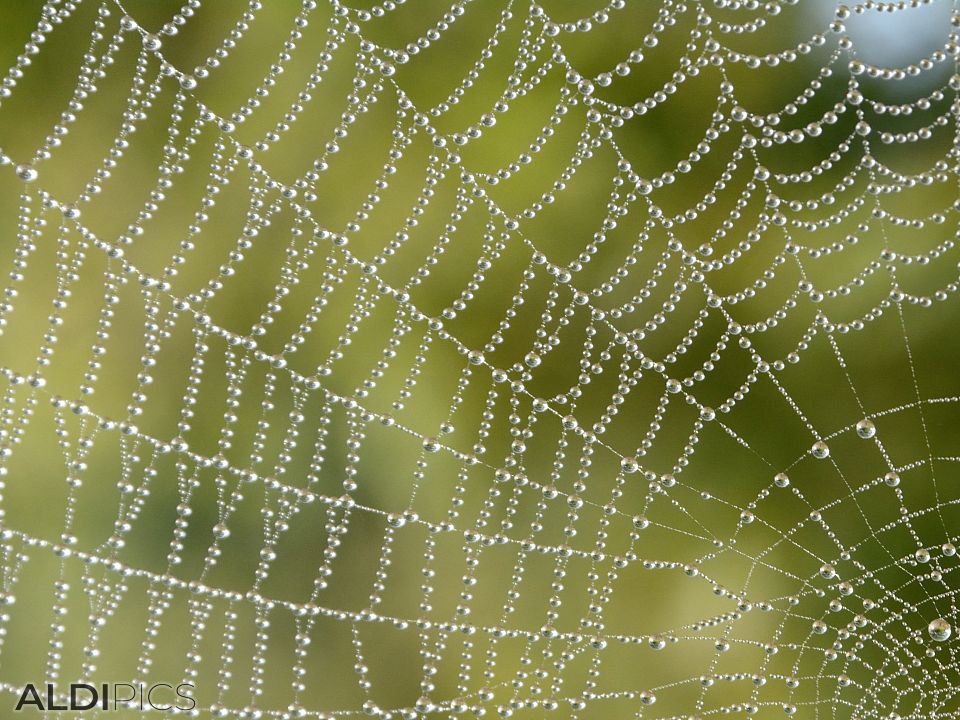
(929, 618), (952, 642)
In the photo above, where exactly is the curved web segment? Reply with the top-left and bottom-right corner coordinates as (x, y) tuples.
(0, 0), (959, 718)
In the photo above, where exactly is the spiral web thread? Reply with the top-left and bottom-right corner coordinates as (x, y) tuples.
(1, 0), (960, 718)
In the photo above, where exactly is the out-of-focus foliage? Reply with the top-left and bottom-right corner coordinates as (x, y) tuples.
(0, 1), (959, 719)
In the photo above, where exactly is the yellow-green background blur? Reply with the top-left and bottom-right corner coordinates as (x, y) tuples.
(1, 1), (960, 718)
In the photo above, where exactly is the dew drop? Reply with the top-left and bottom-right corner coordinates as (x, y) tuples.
(929, 617), (952, 642)
(15, 164), (37, 182)
(620, 456), (639, 474)
(855, 418), (876, 439)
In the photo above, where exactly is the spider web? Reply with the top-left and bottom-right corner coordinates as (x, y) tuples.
(0, 0), (959, 718)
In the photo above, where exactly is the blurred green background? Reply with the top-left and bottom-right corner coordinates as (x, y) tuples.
(0, 1), (960, 718)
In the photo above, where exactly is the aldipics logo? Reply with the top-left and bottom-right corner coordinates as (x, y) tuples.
(14, 683), (196, 712)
